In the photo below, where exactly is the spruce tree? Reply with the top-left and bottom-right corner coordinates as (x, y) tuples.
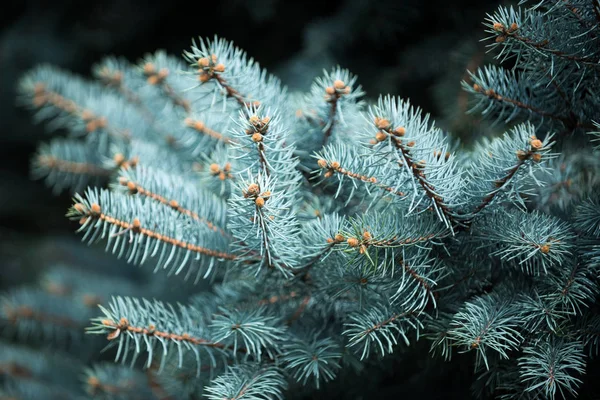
(2, 1), (600, 398)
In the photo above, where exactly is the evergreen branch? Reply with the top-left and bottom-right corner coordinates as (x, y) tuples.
(32, 139), (113, 194)
(471, 82), (569, 124)
(518, 337), (586, 399)
(93, 57), (145, 108)
(379, 121), (461, 228)
(73, 200), (235, 260)
(448, 294), (523, 370)
(316, 157), (406, 197)
(343, 305), (422, 359)
(68, 189), (235, 281)
(36, 154), (113, 178)
(183, 37), (284, 110)
(366, 96), (465, 230)
(210, 307), (286, 359)
(1, 288), (90, 344)
(204, 364), (286, 400)
(88, 297), (230, 374)
(184, 117), (232, 144)
(474, 209), (576, 275)
(281, 335), (342, 389)
(461, 122), (555, 225)
(84, 363), (155, 399)
(493, 20), (600, 67)
(115, 166), (229, 237)
(26, 79), (130, 141)
(142, 61), (191, 113)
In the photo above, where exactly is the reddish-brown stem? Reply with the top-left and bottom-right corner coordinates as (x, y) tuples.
(119, 177), (229, 237)
(185, 118), (232, 144)
(214, 74), (256, 108)
(320, 162), (406, 197)
(466, 151), (533, 224)
(37, 155), (113, 177)
(361, 310), (419, 337)
(508, 32), (600, 67)
(386, 132), (460, 228)
(402, 261), (433, 295)
(88, 210), (236, 260)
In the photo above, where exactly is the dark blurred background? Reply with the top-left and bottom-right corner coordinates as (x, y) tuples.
(0, 0), (528, 398)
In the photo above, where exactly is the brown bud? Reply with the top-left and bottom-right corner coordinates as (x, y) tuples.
(333, 79), (345, 89)
(540, 244), (550, 254)
(90, 203), (102, 217)
(223, 162), (232, 172)
(375, 131), (387, 142)
(334, 233), (344, 242)
(143, 63), (155, 75)
(473, 84), (481, 92)
(218, 171), (226, 180)
(147, 75), (159, 85)
(393, 126), (406, 136)
(113, 153), (125, 165)
(199, 72), (211, 83)
(81, 109), (95, 121)
(374, 117), (391, 130)
(324, 171), (334, 178)
(249, 115), (260, 125)
(247, 183), (260, 195)
(532, 153), (542, 163)
(492, 22), (505, 32)
(530, 139), (543, 150)
(255, 197), (265, 207)
(369, 177), (377, 183)
(213, 63), (225, 73)
(362, 231), (372, 241)
(74, 203), (87, 213)
(330, 161), (340, 169)
(260, 191), (271, 199)
(211, 54), (218, 63)
(127, 181), (137, 193)
(209, 163), (220, 174)
(131, 218), (141, 232)
(317, 159), (328, 168)
(87, 376), (100, 387)
(325, 86), (335, 95)
(326, 238), (334, 243)
(516, 150), (528, 161)
(252, 132), (263, 142)
(198, 57), (210, 67)
(495, 35), (506, 43)
(86, 120), (98, 133)
(158, 68), (169, 79)
(509, 22), (518, 32)
(347, 237), (359, 247)
(169, 200), (179, 209)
